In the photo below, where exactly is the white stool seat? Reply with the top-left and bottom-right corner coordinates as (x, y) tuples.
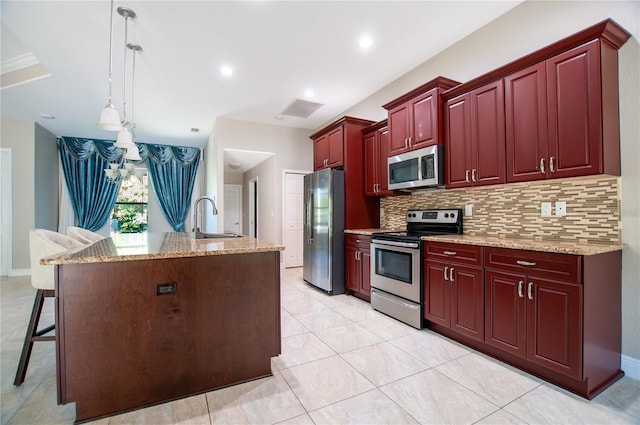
(66, 226), (105, 245)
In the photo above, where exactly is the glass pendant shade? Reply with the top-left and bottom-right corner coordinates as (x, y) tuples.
(124, 145), (141, 161)
(115, 126), (134, 148)
(97, 104), (122, 131)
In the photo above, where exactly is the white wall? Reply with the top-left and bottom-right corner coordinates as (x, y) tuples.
(342, 0), (640, 368)
(208, 118), (313, 244)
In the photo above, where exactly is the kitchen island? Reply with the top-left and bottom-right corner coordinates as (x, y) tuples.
(44, 232), (283, 423)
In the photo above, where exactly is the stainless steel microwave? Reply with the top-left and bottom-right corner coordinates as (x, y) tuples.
(388, 145), (444, 190)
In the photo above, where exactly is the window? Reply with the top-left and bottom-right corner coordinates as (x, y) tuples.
(110, 173), (148, 235)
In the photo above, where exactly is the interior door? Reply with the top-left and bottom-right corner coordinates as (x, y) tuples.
(223, 184), (242, 234)
(284, 173), (305, 268)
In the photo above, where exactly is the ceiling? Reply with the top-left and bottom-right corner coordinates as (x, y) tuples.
(1, 1), (522, 158)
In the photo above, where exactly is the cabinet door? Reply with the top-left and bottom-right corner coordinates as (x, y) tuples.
(471, 80), (505, 186)
(485, 270), (527, 358)
(547, 39), (602, 178)
(364, 132), (378, 196)
(345, 243), (360, 292)
(527, 276), (582, 379)
(388, 104), (410, 156)
(505, 62), (549, 182)
(410, 88), (439, 149)
(377, 126), (391, 193)
(314, 135), (328, 170)
(424, 260), (450, 326)
(450, 265), (484, 341)
(444, 94), (472, 188)
(327, 127), (344, 168)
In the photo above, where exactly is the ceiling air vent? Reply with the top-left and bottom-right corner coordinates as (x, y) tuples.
(280, 98), (323, 118)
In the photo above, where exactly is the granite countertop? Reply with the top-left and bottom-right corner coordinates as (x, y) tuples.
(421, 234), (626, 256)
(42, 232), (284, 265)
(344, 228), (400, 235)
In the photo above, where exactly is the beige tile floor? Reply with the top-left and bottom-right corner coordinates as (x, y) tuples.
(2, 267), (639, 424)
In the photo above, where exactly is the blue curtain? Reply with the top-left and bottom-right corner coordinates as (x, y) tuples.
(57, 137), (124, 231)
(58, 137), (200, 233)
(141, 144), (200, 232)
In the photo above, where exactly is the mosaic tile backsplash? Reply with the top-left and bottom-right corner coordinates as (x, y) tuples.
(380, 175), (621, 244)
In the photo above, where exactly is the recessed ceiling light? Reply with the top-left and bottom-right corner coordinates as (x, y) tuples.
(304, 89), (314, 98)
(220, 65), (234, 77)
(190, 128), (200, 133)
(39, 113), (55, 119)
(359, 34), (373, 50)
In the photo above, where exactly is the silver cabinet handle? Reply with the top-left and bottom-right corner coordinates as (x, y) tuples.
(527, 282), (533, 300)
(404, 137), (409, 149)
(444, 266), (449, 281)
(549, 156), (555, 173)
(540, 158), (545, 174)
(450, 267), (455, 282)
(443, 251), (457, 256)
(472, 169), (477, 182)
(518, 281), (524, 298)
(517, 260), (537, 267)
(408, 137), (412, 147)
(465, 170), (470, 182)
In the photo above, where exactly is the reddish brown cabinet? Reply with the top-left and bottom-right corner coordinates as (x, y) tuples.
(383, 77), (459, 156)
(345, 234), (371, 301)
(444, 80), (506, 189)
(506, 39), (619, 182)
(363, 120), (394, 197)
(424, 242), (484, 341)
(310, 116), (379, 229)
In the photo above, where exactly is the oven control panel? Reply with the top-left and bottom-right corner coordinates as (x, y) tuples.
(406, 209), (460, 224)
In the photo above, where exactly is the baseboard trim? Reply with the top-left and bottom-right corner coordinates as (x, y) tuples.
(622, 354), (640, 381)
(9, 268), (30, 277)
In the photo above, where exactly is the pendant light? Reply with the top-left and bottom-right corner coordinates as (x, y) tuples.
(115, 6), (136, 148)
(96, 0), (122, 131)
(123, 43), (143, 161)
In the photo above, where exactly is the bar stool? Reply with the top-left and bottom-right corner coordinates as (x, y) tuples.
(66, 226), (105, 245)
(14, 229), (84, 386)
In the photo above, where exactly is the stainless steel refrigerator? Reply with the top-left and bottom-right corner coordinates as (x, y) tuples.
(303, 168), (345, 294)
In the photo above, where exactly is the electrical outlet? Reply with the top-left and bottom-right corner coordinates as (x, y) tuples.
(465, 204), (473, 217)
(556, 201), (567, 217)
(541, 202), (552, 217)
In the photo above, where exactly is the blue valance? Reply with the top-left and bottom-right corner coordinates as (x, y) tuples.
(57, 137), (201, 232)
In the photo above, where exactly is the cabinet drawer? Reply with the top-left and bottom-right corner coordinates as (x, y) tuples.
(345, 234), (371, 250)
(484, 247), (580, 283)
(425, 242), (482, 267)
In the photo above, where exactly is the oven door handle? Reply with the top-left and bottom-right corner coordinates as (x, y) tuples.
(371, 289), (420, 310)
(371, 239), (420, 249)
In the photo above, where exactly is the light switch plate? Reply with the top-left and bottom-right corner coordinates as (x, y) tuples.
(541, 202), (552, 217)
(556, 201), (567, 217)
(465, 204), (473, 217)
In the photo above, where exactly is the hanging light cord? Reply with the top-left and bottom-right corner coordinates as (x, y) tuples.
(121, 13), (130, 126)
(131, 47), (137, 136)
(106, 0), (115, 106)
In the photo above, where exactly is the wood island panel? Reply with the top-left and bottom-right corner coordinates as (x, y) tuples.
(56, 251), (281, 423)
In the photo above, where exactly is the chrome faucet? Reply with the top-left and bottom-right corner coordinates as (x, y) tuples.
(191, 196), (218, 237)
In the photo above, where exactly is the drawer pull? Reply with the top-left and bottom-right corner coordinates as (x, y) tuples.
(517, 260), (537, 267)
(443, 251), (457, 256)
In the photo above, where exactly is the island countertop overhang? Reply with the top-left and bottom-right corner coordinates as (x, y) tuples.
(42, 232), (284, 265)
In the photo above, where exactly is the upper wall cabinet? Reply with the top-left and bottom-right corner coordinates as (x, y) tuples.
(363, 120), (394, 197)
(443, 19), (631, 187)
(383, 77), (460, 156)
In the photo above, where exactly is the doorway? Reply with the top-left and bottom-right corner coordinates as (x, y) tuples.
(1, 148), (12, 276)
(223, 184), (242, 234)
(248, 177), (258, 238)
(282, 171), (307, 268)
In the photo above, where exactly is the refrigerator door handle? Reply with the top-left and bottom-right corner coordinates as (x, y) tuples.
(306, 189), (314, 244)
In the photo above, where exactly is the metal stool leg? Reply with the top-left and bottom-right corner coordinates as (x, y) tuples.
(14, 289), (55, 386)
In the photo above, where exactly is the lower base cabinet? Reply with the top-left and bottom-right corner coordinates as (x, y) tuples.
(345, 234), (371, 301)
(425, 244), (623, 399)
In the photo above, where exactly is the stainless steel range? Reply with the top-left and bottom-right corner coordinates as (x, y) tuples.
(370, 209), (463, 328)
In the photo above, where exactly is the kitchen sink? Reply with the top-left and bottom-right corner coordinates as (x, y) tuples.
(191, 232), (243, 239)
